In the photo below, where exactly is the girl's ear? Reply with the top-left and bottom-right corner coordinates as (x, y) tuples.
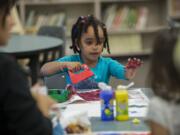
(75, 39), (81, 51)
(76, 44), (81, 52)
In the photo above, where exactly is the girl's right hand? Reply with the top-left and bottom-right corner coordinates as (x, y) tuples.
(64, 62), (82, 72)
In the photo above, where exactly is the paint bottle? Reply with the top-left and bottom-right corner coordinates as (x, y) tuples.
(115, 85), (129, 121)
(99, 83), (114, 121)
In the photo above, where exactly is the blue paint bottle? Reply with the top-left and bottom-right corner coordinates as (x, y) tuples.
(99, 83), (114, 121)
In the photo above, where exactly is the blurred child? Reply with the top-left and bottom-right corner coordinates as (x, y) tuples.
(146, 29), (180, 135)
(0, 0), (57, 134)
(41, 15), (140, 89)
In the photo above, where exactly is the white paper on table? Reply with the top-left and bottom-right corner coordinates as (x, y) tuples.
(53, 89), (101, 109)
(128, 89), (149, 117)
(62, 101), (101, 117)
(69, 94), (85, 102)
(129, 106), (148, 117)
(128, 89), (149, 106)
(53, 94), (86, 109)
(129, 99), (148, 106)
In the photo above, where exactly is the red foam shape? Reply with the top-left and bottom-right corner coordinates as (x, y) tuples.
(68, 64), (94, 84)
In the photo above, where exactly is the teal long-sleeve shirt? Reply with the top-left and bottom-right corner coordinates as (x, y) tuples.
(56, 55), (126, 87)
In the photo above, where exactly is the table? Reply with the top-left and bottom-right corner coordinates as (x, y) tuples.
(90, 88), (153, 133)
(91, 117), (149, 133)
(1, 35), (63, 84)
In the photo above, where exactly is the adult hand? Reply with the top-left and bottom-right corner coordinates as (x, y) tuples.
(31, 83), (56, 118)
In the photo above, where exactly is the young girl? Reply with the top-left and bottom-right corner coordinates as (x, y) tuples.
(146, 29), (180, 135)
(41, 15), (140, 89)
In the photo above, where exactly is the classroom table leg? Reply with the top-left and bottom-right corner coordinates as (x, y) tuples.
(29, 54), (40, 85)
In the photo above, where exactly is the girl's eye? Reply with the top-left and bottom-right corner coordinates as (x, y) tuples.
(84, 40), (94, 45)
(83, 37), (105, 45)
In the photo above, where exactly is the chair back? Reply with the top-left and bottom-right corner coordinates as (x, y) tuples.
(44, 73), (67, 89)
(37, 26), (66, 65)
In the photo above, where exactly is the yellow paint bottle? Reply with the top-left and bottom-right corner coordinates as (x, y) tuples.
(115, 85), (129, 121)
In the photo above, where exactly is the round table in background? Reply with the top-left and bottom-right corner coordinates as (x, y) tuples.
(1, 35), (63, 84)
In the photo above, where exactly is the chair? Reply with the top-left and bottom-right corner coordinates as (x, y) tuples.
(44, 73), (67, 89)
(37, 26), (66, 66)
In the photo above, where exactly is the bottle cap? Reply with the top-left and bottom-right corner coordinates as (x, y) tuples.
(117, 82), (134, 90)
(98, 82), (112, 91)
(98, 82), (107, 89)
(117, 85), (126, 90)
(106, 86), (112, 91)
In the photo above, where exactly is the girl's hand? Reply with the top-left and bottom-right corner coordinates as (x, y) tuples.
(126, 58), (142, 69)
(125, 68), (137, 80)
(125, 58), (142, 80)
(64, 62), (82, 72)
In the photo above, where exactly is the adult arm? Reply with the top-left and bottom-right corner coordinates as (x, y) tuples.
(3, 56), (52, 135)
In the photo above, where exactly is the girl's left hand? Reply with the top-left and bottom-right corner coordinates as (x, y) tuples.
(125, 68), (137, 80)
(125, 58), (142, 80)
